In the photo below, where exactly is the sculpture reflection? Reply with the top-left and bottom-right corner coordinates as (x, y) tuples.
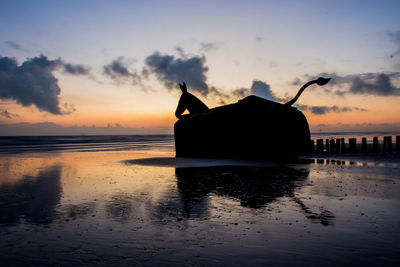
(0, 165), (62, 226)
(175, 165), (334, 226)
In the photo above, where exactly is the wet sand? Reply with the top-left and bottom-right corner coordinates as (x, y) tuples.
(0, 148), (399, 266)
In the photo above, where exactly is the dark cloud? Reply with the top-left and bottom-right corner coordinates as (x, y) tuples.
(0, 109), (11, 118)
(104, 57), (130, 78)
(310, 106), (331, 115)
(310, 122), (400, 132)
(232, 80), (276, 101)
(175, 47), (186, 57)
(145, 51), (210, 95)
(103, 52), (219, 95)
(295, 104), (309, 111)
(348, 73), (400, 95)
(200, 42), (221, 52)
(232, 88), (249, 98)
(353, 107), (368, 112)
(62, 63), (90, 75)
(208, 86), (230, 104)
(5, 41), (22, 50)
(0, 55), (74, 115)
(296, 104), (368, 115)
(0, 55), (83, 115)
(296, 72), (400, 96)
(0, 108), (18, 119)
(103, 57), (141, 84)
(250, 80), (276, 101)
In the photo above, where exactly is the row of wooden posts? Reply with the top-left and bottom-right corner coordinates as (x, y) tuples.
(311, 136), (400, 154)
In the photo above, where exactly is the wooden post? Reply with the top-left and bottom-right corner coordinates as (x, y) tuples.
(325, 139), (329, 153)
(341, 138), (345, 153)
(362, 137), (367, 153)
(330, 139), (335, 153)
(310, 140), (315, 153)
(349, 138), (357, 153)
(317, 139), (323, 153)
(335, 138), (341, 153)
(388, 136), (392, 153)
(397, 136), (400, 154)
(383, 136), (388, 153)
(373, 137), (379, 153)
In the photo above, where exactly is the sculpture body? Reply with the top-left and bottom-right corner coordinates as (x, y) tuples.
(175, 95), (311, 159)
(174, 78), (330, 159)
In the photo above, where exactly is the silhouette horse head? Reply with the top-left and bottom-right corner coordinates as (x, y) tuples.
(175, 82), (209, 119)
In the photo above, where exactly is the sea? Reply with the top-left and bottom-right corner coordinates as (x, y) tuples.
(0, 131), (398, 154)
(0, 135), (175, 154)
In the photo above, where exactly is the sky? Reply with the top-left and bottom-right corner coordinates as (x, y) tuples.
(1, 0), (400, 135)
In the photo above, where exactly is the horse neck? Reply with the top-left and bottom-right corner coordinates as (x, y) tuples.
(175, 93), (188, 117)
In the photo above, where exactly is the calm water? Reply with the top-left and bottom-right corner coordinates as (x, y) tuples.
(0, 135), (399, 266)
(0, 135), (175, 154)
(0, 131), (398, 154)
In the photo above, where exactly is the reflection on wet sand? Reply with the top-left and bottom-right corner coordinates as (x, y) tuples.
(62, 201), (97, 221)
(0, 150), (398, 266)
(105, 193), (136, 223)
(0, 164), (62, 226)
(175, 165), (335, 226)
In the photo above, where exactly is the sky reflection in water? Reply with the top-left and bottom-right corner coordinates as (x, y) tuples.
(0, 151), (399, 266)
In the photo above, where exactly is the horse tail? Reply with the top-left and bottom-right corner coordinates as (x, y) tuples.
(284, 77), (331, 107)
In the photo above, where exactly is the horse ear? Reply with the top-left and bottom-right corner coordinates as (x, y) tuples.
(179, 82), (187, 93)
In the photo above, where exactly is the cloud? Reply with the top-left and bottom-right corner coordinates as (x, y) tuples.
(199, 42), (221, 52)
(232, 80), (276, 101)
(229, 76), (368, 114)
(62, 63), (90, 75)
(232, 88), (249, 98)
(309, 122), (400, 133)
(0, 55), (86, 115)
(103, 57), (141, 85)
(295, 104), (368, 115)
(347, 73), (400, 95)
(231, 82), (369, 115)
(4, 41), (22, 50)
(0, 108), (19, 119)
(310, 106), (333, 114)
(250, 80), (276, 101)
(0, 109), (11, 118)
(104, 57), (131, 78)
(296, 72), (400, 96)
(0, 55), (76, 115)
(102, 51), (222, 96)
(144, 51), (211, 95)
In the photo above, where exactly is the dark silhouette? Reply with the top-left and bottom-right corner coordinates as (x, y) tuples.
(175, 165), (334, 225)
(284, 77), (331, 106)
(175, 82), (209, 119)
(174, 78), (331, 159)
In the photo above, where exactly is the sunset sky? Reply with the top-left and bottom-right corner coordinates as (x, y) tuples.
(1, 0), (400, 135)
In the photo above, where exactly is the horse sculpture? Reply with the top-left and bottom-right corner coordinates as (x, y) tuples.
(175, 82), (209, 119)
(174, 77), (331, 159)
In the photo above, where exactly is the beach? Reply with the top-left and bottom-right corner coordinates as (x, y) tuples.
(0, 135), (399, 266)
